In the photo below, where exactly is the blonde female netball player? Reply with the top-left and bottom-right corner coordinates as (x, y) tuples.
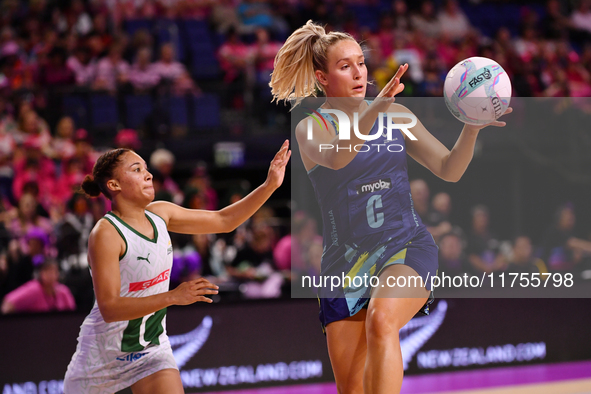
(270, 21), (510, 393)
(64, 142), (291, 393)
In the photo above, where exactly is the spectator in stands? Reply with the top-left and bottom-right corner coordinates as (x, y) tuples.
(4, 224), (51, 294)
(128, 29), (154, 62)
(170, 241), (202, 288)
(56, 192), (93, 271)
(93, 43), (130, 92)
(515, 25), (542, 62)
(66, 46), (97, 87)
(0, 99), (16, 203)
(128, 46), (160, 93)
(230, 222), (284, 299)
(194, 233), (225, 278)
(50, 116), (76, 161)
(71, 128), (97, 175)
(421, 54), (445, 96)
(425, 192), (453, 243)
(7, 193), (54, 254)
(53, 157), (86, 203)
(506, 235), (547, 274)
(438, 230), (469, 277)
(67, 0), (93, 37)
(218, 27), (254, 108)
(0, 41), (34, 91)
(370, 14), (396, 64)
(274, 210), (318, 275)
(581, 43), (591, 72)
(150, 169), (173, 203)
(211, 0), (241, 34)
(543, 64), (570, 97)
(541, 203), (591, 271)
(438, 0), (473, 42)
(114, 128), (141, 150)
(56, 192), (94, 311)
(466, 205), (505, 274)
(16, 109), (51, 150)
(237, 0), (276, 34)
(152, 43), (199, 96)
(185, 163), (217, 210)
(410, 178), (430, 220)
(1, 259), (75, 314)
(183, 187), (208, 211)
(411, 1), (440, 39)
(90, 12), (114, 50)
(572, 0), (591, 32)
(37, 46), (75, 88)
(392, 0), (412, 33)
(252, 28), (281, 86)
(149, 148), (183, 205)
(12, 139), (56, 206)
(541, 0), (571, 41)
(252, 27), (281, 123)
(229, 223), (275, 279)
(391, 33), (424, 86)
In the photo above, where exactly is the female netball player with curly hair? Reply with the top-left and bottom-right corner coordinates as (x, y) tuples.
(270, 21), (510, 393)
(64, 142), (290, 393)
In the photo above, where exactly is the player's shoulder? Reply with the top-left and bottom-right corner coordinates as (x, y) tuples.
(146, 201), (172, 226)
(90, 216), (123, 245)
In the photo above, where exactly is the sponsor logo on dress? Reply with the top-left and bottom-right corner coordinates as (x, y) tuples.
(356, 178), (392, 194)
(129, 269), (170, 292)
(137, 253), (152, 264)
(116, 352), (147, 362)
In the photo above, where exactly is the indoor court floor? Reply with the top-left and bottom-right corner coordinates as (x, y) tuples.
(199, 360), (591, 394)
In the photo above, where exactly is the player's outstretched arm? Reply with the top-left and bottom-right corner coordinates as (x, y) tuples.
(147, 140), (291, 235)
(90, 221), (219, 323)
(403, 105), (512, 182)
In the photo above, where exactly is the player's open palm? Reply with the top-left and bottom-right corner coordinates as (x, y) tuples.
(171, 277), (219, 305)
(374, 63), (409, 109)
(265, 139), (291, 190)
(467, 107), (514, 131)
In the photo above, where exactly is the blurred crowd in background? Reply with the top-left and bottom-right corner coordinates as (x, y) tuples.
(1, 0), (591, 314)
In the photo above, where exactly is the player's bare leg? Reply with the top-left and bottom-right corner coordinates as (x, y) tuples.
(325, 310), (367, 394)
(131, 368), (184, 394)
(364, 264), (430, 394)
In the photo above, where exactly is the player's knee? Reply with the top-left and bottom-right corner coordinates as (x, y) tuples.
(366, 307), (401, 341)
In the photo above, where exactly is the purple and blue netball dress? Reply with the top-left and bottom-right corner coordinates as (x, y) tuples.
(307, 105), (438, 329)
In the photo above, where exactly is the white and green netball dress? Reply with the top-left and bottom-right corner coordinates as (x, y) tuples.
(64, 210), (177, 393)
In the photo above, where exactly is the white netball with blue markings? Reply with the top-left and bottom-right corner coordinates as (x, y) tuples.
(443, 57), (512, 126)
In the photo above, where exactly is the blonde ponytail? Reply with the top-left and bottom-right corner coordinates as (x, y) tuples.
(269, 20), (356, 108)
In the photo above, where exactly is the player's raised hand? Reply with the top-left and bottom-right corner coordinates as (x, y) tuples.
(374, 63), (409, 108)
(466, 107), (514, 131)
(265, 139), (291, 190)
(171, 277), (219, 305)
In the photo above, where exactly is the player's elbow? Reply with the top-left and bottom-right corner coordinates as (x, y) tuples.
(98, 300), (121, 323)
(217, 213), (238, 233)
(326, 155), (348, 171)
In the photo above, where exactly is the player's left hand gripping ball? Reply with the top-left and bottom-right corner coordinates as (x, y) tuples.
(473, 106), (513, 130)
(266, 140), (291, 190)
